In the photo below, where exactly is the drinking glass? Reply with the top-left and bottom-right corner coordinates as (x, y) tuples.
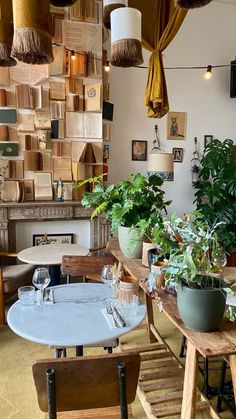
(32, 267), (51, 310)
(101, 264), (116, 306)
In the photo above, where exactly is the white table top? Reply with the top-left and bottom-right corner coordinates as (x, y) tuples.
(7, 283), (146, 347)
(17, 244), (89, 266)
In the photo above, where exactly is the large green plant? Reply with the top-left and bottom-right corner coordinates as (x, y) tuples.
(194, 139), (236, 253)
(76, 173), (171, 233)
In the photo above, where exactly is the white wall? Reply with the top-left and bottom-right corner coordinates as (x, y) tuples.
(108, 1), (236, 216)
(16, 220), (90, 251)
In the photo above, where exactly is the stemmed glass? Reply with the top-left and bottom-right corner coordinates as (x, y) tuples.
(101, 264), (117, 307)
(32, 267), (51, 310)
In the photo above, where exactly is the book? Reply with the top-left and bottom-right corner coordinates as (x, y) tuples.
(66, 94), (84, 112)
(8, 160), (24, 179)
(103, 101), (114, 121)
(103, 121), (111, 141)
(51, 12), (64, 43)
(32, 86), (43, 109)
(17, 112), (34, 132)
(0, 125), (9, 141)
(0, 160), (9, 178)
(50, 45), (70, 76)
(71, 141), (87, 162)
(52, 141), (71, 158)
(9, 127), (18, 141)
(84, 113), (102, 139)
(0, 67), (10, 86)
(65, 77), (83, 95)
(15, 84), (33, 109)
(0, 109), (17, 124)
(84, 82), (101, 111)
(6, 91), (16, 107)
(38, 130), (51, 150)
(51, 119), (65, 139)
(24, 151), (43, 171)
(34, 111), (51, 130)
(69, 0), (98, 24)
(1, 180), (21, 202)
(87, 51), (102, 78)
(72, 161), (86, 181)
(49, 81), (66, 101)
(71, 52), (87, 77)
(53, 158), (72, 181)
(0, 89), (7, 106)
(41, 152), (52, 171)
(22, 180), (34, 201)
(65, 112), (84, 138)
(103, 83), (110, 101)
(0, 142), (19, 156)
(19, 135), (38, 151)
(50, 101), (65, 119)
(34, 172), (53, 201)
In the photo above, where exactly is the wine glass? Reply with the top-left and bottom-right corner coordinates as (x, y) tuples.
(32, 267), (51, 310)
(101, 264), (116, 307)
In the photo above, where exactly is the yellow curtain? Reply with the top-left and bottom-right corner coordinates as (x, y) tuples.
(128, 1), (187, 118)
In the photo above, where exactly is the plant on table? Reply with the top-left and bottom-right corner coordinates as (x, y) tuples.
(150, 211), (235, 330)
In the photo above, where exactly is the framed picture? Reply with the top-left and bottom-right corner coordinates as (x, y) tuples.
(132, 140), (147, 161)
(33, 233), (74, 246)
(204, 135), (213, 147)
(173, 147), (183, 163)
(167, 111), (187, 140)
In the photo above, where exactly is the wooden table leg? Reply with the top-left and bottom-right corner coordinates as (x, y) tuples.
(145, 293), (157, 343)
(229, 354), (236, 403)
(181, 340), (198, 419)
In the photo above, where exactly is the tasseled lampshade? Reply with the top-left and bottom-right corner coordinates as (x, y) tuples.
(50, 0), (77, 6)
(103, 0), (126, 30)
(11, 0), (53, 65)
(110, 7), (143, 68)
(0, 1), (16, 67)
(176, 0), (212, 8)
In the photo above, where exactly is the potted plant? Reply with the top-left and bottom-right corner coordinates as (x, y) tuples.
(76, 172), (171, 258)
(194, 139), (236, 262)
(150, 212), (235, 332)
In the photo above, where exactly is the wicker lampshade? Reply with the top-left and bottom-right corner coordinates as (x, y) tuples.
(147, 152), (174, 181)
(110, 7), (143, 68)
(176, 0), (212, 8)
(103, 0), (126, 30)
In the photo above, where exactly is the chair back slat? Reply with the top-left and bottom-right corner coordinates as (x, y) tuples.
(61, 255), (115, 277)
(33, 352), (140, 413)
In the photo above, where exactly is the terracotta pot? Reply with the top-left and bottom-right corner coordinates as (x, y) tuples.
(151, 261), (167, 288)
(118, 275), (139, 302)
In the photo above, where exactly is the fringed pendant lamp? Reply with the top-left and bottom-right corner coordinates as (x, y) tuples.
(110, 7), (143, 67)
(103, 0), (126, 30)
(50, 0), (77, 6)
(11, 0), (53, 65)
(176, 0), (212, 8)
(147, 125), (174, 181)
(0, 1), (16, 67)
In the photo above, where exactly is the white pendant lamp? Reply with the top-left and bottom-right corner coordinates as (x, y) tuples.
(110, 7), (143, 68)
(103, 0), (126, 30)
(147, 125), (174, 181)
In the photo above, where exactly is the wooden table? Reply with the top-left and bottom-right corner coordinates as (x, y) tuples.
(111, 248), (236, 419)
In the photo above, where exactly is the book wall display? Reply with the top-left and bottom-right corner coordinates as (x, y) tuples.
(0, 1), (103, 201)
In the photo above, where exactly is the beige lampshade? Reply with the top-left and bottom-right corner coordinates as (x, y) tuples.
(147, 152), (174, 181)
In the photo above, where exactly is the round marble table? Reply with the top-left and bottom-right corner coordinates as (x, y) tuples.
(18, 244), (89, 266)
(18, 244), (89, 286)
(7, 283), (146, 348)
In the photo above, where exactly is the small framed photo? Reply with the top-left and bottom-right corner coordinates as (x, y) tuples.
(204, 135), (213, 147)
(173, 147), (183, 163)
(132, 140), (147, 161)
(33, 233), (74, 246)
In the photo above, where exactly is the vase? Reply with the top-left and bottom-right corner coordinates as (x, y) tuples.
(117, 275), (139, 302)
(118, 226), (143, 259)
(176, 279), (226, 332)
(151, 261), (167, 288)
(142, 241), (156, 267)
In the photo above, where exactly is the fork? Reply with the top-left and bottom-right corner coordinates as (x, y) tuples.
(106, 305), (119, 328)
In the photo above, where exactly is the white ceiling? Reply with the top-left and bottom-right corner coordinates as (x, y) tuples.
(214, 0), (236, 4)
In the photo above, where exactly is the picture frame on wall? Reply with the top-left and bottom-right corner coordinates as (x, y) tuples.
(33, 233), (74, 246)
(167, 111), (187, 140)
(173, 147), (184, 162)
(132, 140), (147, 161)
(204, 135), (213, 148)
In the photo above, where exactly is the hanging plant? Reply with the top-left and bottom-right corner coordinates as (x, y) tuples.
(176, 0), (212, 8)
(50, 0), (77, 6)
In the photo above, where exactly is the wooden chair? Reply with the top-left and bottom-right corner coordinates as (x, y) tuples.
(0, 252), (35, 325)
(61, 254), (116, 284)
(32, 352), (141, 419)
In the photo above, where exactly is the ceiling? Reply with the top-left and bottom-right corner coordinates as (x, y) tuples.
(214, 0), (236, 4)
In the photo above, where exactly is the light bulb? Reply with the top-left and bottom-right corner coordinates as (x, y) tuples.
(71, 50), (76, 61)
(104, 60), (110, 72)
(205, 65), (212, 79)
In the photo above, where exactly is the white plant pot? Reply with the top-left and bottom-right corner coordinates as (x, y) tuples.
(118, 226), (143, 259)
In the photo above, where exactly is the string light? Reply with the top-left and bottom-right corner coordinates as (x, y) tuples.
(104, 60), (110, 72)
(205, 65), (212, 79)
(71, 50), (76, 61)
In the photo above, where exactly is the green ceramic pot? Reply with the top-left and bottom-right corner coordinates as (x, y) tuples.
(176, 279), (226, 332)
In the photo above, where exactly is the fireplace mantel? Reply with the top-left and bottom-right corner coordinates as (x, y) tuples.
(0, 201), (110, 252)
